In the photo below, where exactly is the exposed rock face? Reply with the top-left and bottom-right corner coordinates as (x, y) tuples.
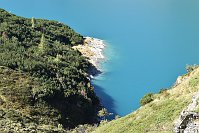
(176, 76), (184, 85)
(174, 90), (199, 133)
(184, 121), (199, 133)
(73, 37), (106, 77)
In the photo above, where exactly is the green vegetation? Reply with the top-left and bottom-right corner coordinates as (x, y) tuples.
(139, 93), (154, 106)
(0, 8), (101, 132)
(186, 64), (198, 73)
(189, 75), (199, 87)
(93, 68), (199, 133)
(98, 108), (112, 121)
(159, 88), (168, 94)
(2, 8), (199, 133)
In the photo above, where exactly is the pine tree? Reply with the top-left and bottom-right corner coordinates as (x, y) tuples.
(38, 34), (46, 53)
(31, 17), (35, 28)
(54, 54), (61, 63)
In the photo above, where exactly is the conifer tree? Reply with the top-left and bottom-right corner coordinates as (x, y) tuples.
(31, 17), (35, 28)
(38, 34), (45, 53)
(54, 54), (61, 63)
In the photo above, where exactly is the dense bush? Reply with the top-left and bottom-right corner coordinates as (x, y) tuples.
(140, 93), (154, 106)
(0, 8), (100, 130)
(0, 9), (83, 46)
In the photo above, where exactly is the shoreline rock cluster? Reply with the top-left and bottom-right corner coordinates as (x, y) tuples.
(73, 37), (106, 77)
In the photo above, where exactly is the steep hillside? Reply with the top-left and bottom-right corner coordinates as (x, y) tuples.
(0, 8), (101, 132)
(93, 67), (199, 133)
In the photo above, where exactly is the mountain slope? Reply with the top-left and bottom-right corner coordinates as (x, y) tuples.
(0, 8), (101, 132)
(93, 68), (199, 133)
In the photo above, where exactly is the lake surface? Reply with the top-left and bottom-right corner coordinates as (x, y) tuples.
(1, 0), (199, 116)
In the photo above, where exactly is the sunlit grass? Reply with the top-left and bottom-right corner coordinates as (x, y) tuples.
(93, 68), (199, 133)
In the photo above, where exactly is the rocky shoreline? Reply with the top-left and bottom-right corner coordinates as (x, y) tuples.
(73, 37), (106, 77)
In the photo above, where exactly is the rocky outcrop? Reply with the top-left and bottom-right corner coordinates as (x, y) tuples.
(184, 121), (199, 133)
(174, 90), (199, 133)
(73, 37), (106, 77)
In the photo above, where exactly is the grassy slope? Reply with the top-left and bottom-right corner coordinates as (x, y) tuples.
(93, 68), (199, 133)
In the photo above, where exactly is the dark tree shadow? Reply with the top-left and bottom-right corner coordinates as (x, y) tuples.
(91, 83), (117, 120)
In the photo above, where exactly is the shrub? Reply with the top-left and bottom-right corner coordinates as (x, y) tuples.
(186, 64), (198, 73)
(159, 88), (168, 94)
(140, 93), (154, 106)
(98, 108), (110, 120)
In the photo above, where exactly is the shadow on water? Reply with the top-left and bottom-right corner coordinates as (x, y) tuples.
(91, 83), (117, 120)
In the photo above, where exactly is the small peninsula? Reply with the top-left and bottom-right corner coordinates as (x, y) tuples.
(73, 37), (106, 77)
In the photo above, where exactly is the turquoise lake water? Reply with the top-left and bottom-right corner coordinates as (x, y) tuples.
(1, 0), (199, 116)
